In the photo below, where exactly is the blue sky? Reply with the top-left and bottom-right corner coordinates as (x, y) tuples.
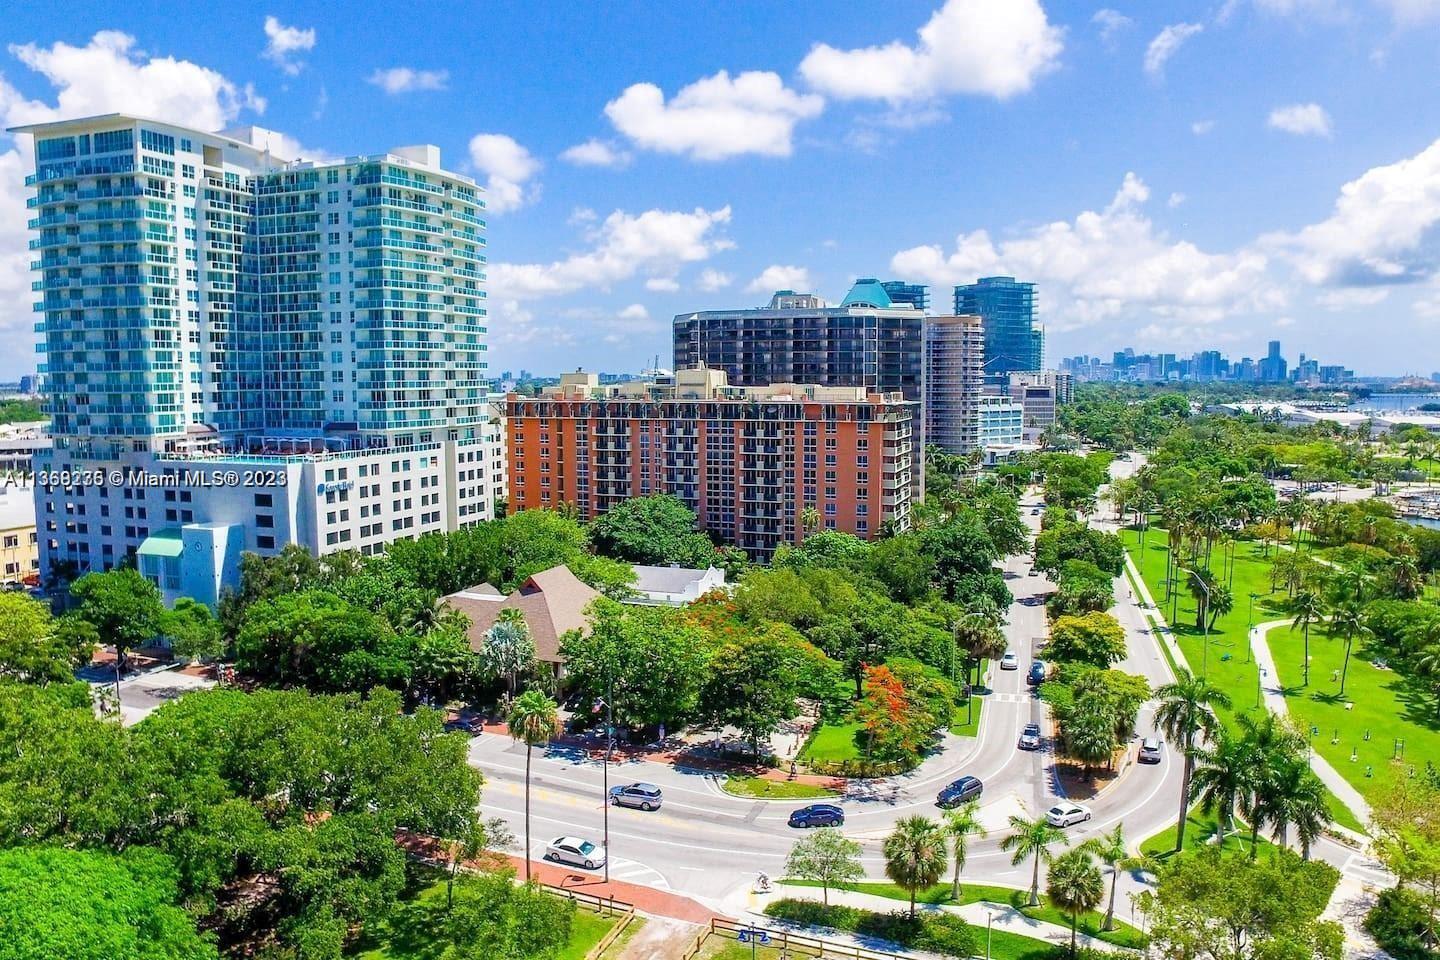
(2, 0), (1439, 379)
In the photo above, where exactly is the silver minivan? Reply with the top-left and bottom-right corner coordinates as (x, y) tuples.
(609, 782), (663, 811)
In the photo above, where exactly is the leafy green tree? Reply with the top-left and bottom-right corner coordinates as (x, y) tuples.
(785, 828), (863, 906)
(70, 567), (164, 685)
(0, 845), (218, 960)
(1048, 560), (1115, 617)
(442, 870), (575, 960)
(1190, 726), (1254, 838)
(0, 592), (95, 684)
(235, 589), (407, 693)
(1047, 612), (1128, 668)
(1136, 846), (1342, 960)
(1001, 815), (1062, 907)
(1155, 669), (1230, 852)
(1058, 694), (1118, 776)
(883, 815), (948, 919)
(701, 627), (807, 757)
(502, 509), (590, 589)
(508, 690), (558, 881)
(161, 597), (224, 663)
(560, 599), (711, 731)
(942, 801), (987, 902)
(1047, 847), (1104, 958)
(866, 535), (937, 604)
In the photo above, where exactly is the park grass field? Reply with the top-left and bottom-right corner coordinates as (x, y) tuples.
(1266, 621), (1440, 806)
(1121, 527), (1368, 834)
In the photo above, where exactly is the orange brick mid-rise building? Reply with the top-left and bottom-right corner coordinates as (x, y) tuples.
(507, 368), (916, 559)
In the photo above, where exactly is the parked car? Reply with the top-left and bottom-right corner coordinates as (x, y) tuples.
(1019, 723), (1042, 751)
(1031, 507), (1042, 515)
(788, 803), (845, 828)
(545, 836), (607, 869)
(936, 776), (984, 808)
(610, 782), (663, 810)
(1046, 802), (1092, 828)
(1027, 661), (1047, 686)
(999, 651), (1019, 671)
(1138, 737), (1163, 764)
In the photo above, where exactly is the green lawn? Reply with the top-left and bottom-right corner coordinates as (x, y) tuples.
(781, 879), (1147, 949)
(1122, 528), (1367, 834)
(721, 774), (839, 800)
(1266, 621), (1440, 807)
(1139, 807), (1276, 861)
(351, 876), (621, 960)
(798, 721), (863, 764)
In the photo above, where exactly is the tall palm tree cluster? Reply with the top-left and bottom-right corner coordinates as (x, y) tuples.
(880, 807), (1125, 958)
(1156, 669), (1330, 859)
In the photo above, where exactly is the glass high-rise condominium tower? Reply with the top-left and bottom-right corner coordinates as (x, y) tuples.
(953, 276), (1042, 383)
(14, 114), (501, 602)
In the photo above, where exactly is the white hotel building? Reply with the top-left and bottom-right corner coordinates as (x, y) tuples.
(13, 114), (505, 605)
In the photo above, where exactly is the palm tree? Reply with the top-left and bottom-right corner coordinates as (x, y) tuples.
(1189, 726), (1254, 838)
(1291, 588), (1325, 687)
(507, 690), (558, 880)
(1047, 848), (1104, 958)
(1255, 755), (1329, 859)
(483, 608), (535, 700)
(942, 801), (987, 902)
(1000, 814), (1062, 907)
(1206, 583), (1234, 632)
(882, 815), (948, 919)
(1154, 669), (1231, 852)
(1078, 825), (1134, 933)
(1328, 594), (1369, 698)
(801, 504), (821, 539)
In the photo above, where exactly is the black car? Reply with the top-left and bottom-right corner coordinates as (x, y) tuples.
(936, 776), (983, 808)
(788, 803), (845, 828)
(1027, 661), (1047, 686)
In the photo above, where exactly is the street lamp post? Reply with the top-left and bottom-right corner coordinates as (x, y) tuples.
(1246, 592), (1260, 663)
(986, 910), (994, 960)
(597, 671), (615, 884)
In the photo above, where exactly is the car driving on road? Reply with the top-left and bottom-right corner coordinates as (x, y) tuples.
(999, 651), (1019, 670)
(1138, 737), (1163, 764)
(788, 803), (845, 828)
(610, 782), (663, 810)
(1027, 661), (1047, 686)
(545, 836), (607, 869)
(1046, 801), (1091, 827)
(1018, 723), (1042, 751)
(936, 776), (983, 808)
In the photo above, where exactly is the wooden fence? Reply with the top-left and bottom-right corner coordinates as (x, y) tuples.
(679, 917), (912, 960)
(539, 884), (635, 960)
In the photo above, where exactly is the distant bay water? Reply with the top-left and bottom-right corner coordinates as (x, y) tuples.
(1353, 393), (1440, 413)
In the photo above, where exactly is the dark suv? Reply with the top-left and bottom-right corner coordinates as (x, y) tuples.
(936, 776), (984, 808)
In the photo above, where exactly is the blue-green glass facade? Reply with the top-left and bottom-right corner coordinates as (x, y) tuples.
(952, 276), (1042, 381)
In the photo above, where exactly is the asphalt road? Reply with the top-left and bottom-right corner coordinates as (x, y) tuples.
(472, 475), (1380, 915)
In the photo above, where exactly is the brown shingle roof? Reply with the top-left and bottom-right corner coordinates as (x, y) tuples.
(445, 565), (600, 663)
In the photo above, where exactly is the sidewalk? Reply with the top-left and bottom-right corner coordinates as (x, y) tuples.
(501, 855), (721, 925)
(1250, 619), (1373, 833)
(739, 884), (1137, 955)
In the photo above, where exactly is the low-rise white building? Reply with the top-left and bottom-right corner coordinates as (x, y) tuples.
(626, 564), (727, 606)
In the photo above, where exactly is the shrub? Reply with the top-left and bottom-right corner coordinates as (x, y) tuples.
(763, 898), (977, 958)
(1365, 887), (1439, 960)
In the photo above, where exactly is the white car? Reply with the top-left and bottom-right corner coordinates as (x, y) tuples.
(545, 836), (608, 870)
(1046, 802), (1092, 828)
(999, 651), (1019, 670)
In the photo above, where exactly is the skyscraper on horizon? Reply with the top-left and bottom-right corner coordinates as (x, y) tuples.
(953, 276), (1043, 383)
(923, 315), (984, 454)
(16, 113), (500, 601)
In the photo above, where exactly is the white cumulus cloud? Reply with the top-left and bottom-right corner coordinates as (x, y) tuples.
(747, 265), (813, 294)
(799, 0), (1063, 103)
(262, 16), (315, 76)
(368, 67), (449, 94)
(605, 70), (823, 161)
(891, 173), (1281, 332)
(645, 277), (680, 292)
(1261, 135), (1440, 285)
(1268, 102), (1333, 137)
(490, 206), (733, 300)
(697, 269), (733, 292)
(467, 133), (541, 214)
(1144, 23), (1204, 77)
(560, 139), (632, 169)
